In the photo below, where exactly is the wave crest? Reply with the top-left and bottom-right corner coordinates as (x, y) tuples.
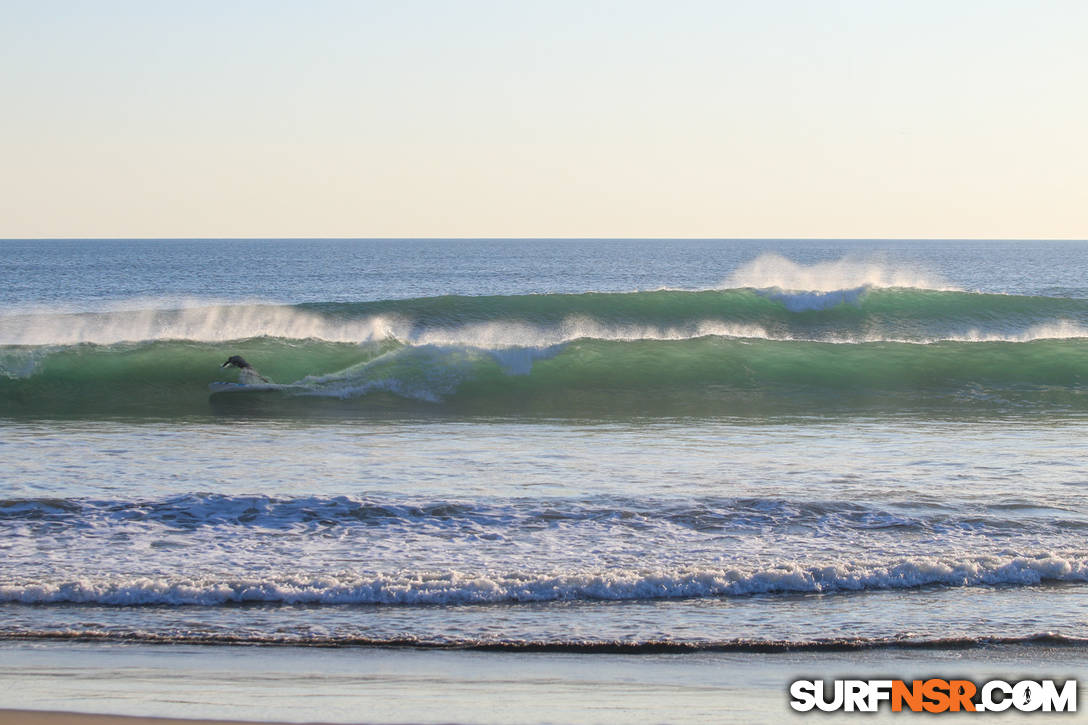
(0, 304), (401, 347)
(4, 555), (1086, 606)
(723, 253), (955, 293)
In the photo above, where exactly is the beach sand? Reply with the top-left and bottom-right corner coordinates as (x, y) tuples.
(0, 712), (327, 725)
(2, 641), (1084, 724)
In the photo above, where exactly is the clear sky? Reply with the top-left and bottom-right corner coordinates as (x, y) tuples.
(1, 0), (1085, 238)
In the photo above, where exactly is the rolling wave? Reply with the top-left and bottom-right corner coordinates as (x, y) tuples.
(4, 288), (1088, 347)
(1, 493), (1081, 536)
(3, 554), (1086, 606)
(4, 285), (1088, 417)
(2, 336), (1088, 417)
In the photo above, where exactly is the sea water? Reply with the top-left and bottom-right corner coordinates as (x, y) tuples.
(1, 239), (1087, 719)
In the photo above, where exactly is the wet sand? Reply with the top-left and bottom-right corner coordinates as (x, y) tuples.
(2, 642), (1085, 723)
(0, 713), (334, 725)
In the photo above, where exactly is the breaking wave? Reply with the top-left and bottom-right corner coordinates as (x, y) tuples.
(3, 554), (1087, 606)
(4, 271), (1088, 417)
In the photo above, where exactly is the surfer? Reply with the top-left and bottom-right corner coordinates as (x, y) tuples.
(221, 355), (271, 384)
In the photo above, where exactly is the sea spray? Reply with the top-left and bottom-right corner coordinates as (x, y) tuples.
(722, 252), (957, 292)
(4, 289), (1088, 348)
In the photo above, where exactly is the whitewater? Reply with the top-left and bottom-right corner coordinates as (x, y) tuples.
(2, 239), (1087, 660)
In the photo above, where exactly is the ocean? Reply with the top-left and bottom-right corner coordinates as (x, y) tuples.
(1, 238), (1087, 722)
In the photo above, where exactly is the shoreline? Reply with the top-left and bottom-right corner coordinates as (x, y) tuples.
(3, 641), (1086, 724)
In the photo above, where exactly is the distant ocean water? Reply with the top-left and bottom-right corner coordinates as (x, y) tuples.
(2, 239), (1088, 656)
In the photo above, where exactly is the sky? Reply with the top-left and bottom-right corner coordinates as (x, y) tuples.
(1, 0), (1085, 239)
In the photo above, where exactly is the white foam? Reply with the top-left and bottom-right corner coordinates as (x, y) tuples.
(723, 253), (956, 293)
(945, 320), (1088, 343)
(0, 303), (401, 346)
(807, 321), (1088, 345)
(3, 555), (1085, 605)
(0, 302), (774, 348)
(2, 295), (1084, 353)
(405, 317), (770, 349)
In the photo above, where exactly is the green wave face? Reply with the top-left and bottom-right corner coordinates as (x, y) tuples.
(4, 288), (1088, 418)
(0, 340), (386, 418)
(3, 336), (1088, 419)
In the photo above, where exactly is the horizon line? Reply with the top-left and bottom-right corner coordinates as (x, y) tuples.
(3, 236), (1087, 242)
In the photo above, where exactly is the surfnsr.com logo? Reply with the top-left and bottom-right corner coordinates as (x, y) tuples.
(789, 678), (1077, 713)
